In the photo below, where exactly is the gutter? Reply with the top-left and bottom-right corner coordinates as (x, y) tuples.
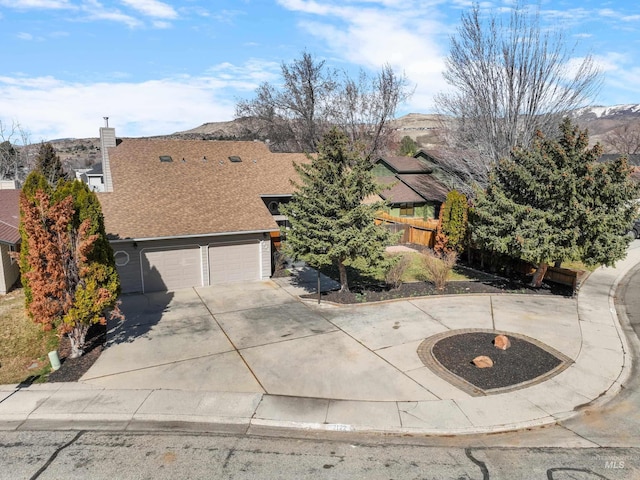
(108, 229), (277, 243)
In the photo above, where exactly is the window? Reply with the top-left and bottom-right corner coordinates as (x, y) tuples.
(114, 250), (130, 267)
(9, 244), (19, 264)
(399, 203), (414, 217)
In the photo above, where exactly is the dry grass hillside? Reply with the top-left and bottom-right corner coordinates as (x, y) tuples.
(43, 105), (640, 170)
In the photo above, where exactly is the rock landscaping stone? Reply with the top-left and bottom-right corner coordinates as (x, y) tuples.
(494, 334), (511, 350)
(472, 355), (494, 368)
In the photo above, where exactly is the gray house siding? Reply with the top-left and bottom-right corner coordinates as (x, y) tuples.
(0, 244), (20, 294)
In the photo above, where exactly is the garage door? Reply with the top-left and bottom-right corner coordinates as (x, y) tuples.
(142, 246), (201, 292)
(209, 242), (260, 284)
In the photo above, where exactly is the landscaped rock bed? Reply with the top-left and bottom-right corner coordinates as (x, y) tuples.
(418, 330), (572, 396)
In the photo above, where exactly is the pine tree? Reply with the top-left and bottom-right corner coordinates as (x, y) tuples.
(35, 142), (66, 185)
(19, 172), (121, 357)
(280, 128), (392, 292)
(471, 118), (638, 287)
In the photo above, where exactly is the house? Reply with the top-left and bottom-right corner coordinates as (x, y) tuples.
(372, 153), (450, 219)
(0, 188), (21, 294)
(78, 163), (105, 192)
(96, 125), (308, 294)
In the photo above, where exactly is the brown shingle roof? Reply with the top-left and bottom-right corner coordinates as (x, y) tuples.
(398, 174), (449, 203)
(98, 139), (309, 240)
(0, 189), (20, 245)
(379, 156), (433, 174)
(375, 176), (425, 204)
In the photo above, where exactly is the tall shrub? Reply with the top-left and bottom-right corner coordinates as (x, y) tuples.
(19, 172), (121, 357)
(434, 190), (469, 254)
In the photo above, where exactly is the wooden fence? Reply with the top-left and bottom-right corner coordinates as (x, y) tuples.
(375, 212), (439, 248)
(545, 266), (588, 292)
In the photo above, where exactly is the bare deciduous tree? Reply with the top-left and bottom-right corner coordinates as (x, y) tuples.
(603, 122), (640, 155)
(0, 120), (32, 183)
(435, 2), (602, 187)
(236, 52), (411, 159)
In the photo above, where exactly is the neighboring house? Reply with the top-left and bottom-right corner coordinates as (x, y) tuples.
(81, 163), (106, 192)
(76, 163), (105, 192)
(0, 188), (21, 294)
(372, 153), (450, 219)
(97, 125), (308, 294)
(85, 163), (105, 192)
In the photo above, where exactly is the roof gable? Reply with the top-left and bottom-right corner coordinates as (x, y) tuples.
(374, 154), (450, 205)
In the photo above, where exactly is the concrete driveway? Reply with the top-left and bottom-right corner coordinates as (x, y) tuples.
(80, 271), (582, 403)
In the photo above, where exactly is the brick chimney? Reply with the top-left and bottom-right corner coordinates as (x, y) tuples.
(99, 117), (115, 192)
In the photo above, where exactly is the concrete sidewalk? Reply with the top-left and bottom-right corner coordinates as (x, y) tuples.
(1, 245), (638, 435)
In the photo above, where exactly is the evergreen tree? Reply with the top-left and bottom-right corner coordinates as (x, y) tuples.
(280, 128), (392, 292)
(19, 171), (53, 307)
(19, 172), (121, 357)
(398, 136), (418, 156)
(434, 190), (469, 254)
(35, 142), (66, 185)
(471, 118), (638, 287)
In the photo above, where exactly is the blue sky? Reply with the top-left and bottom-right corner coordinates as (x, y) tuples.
(0, 0), (639, 140)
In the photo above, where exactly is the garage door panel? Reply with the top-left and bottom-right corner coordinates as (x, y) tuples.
(142, 247), (201, 292)
(209, 242), (259, 285)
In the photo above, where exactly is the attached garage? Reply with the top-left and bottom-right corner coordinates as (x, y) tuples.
(141, 246), (202, 293)
(209, 242), (260, 285)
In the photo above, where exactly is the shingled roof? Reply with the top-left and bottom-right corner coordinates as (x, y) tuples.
(97, 139), (308, 240)
(398, 174), (449, 203)
(0, 189), (20, 245)
(375, 176), (425, 203)
(379, 156), (433, 174)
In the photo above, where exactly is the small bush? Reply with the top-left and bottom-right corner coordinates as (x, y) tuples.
(422, 251), (458, 290)
(385, 254), (412, 289)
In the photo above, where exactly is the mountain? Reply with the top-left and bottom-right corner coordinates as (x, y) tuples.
(570, 104), (640, 148)
(45, 104), (640, 170)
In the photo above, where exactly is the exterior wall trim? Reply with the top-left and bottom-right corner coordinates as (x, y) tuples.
(110, 229), (274, 244)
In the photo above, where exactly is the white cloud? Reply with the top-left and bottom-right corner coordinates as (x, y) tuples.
(277, 0), (449, 113)
(591, 52), (640, 105)
(81, 0), (141, 28)
(152, 20), (171, 28)
(0, 0), (73, 9)
(0, 61), (279, 139)
(17, 32), (35, 40)
(120, 0), (177, 19)
(206, 59), (281, 87)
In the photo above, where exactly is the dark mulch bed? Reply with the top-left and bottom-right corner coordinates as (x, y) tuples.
(431, 332), (563, 392)
(303, 267), (574, 305)
(46, 323), (107, 383)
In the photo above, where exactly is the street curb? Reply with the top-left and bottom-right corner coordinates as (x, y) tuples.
(576, 249), (640, 412)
